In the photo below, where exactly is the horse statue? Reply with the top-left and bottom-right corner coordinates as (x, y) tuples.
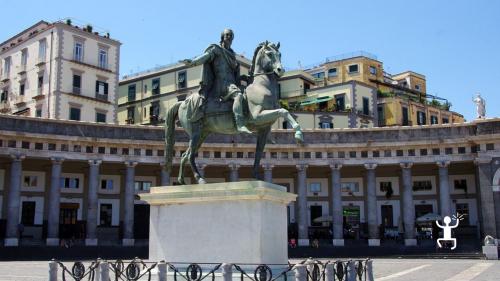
(164, 41), (303, 184)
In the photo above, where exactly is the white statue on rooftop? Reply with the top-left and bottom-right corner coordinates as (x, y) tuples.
(473, 93), (486, 119)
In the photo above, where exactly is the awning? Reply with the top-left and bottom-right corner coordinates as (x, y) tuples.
(300, 96), (333, 106)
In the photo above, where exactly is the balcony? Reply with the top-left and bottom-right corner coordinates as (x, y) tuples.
(0, 74), (9, 83)
(0, 102), (11, 113)
(126, 118), (135, 125)
(14, 95), (26, 107)
(73, 87), (81, 95)
(17, 65), (27, 75)
(36, 58), (46, 67)
(95, 93), (108, 102)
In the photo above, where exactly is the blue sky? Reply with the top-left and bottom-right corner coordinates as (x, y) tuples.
(2, 0), (499, 121)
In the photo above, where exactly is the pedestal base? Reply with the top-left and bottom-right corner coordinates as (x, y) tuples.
(4, 238), (18, 247)
(405, 239), (417, 246)
(332, 239), (344, 246)
(140, 181), (296, 264)
(46, 238), (59, 246)
(368, 239), (380, 246)
(482, 245), (498, 260)
(85, 239), (98, 246)
(122, 239), (135, 246)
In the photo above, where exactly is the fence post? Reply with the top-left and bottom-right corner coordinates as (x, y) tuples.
(293, 264), (307, 281)
(325, 263), (334, 281)
(48, 259), (58, 281)
(95, 258), (102, 281)
(221, 263), (233, 281)
(346, 260), (356, 281)
(365, 260), (374, 281)
(158, 260), (167, 281)
(99, 261), (109, 281)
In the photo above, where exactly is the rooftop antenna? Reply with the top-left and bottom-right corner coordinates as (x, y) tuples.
(298, 60), (303, 69)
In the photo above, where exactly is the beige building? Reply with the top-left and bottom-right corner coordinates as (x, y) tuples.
(118, 55), (251, 125)
(0, 20), (120, 123)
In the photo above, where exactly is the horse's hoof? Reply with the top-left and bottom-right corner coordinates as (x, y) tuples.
(198, 178), (207, 184)
(177, 178), (185, 185)
(295, 131), (304, 143)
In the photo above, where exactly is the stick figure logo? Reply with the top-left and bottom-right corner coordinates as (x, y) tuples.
(436, 213), (465, 250)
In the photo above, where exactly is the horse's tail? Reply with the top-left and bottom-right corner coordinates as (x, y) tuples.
(164, 102), (182, 173)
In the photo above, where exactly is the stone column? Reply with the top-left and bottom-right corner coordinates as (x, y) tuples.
(263, 164), (274, 183)
(475, 157), (497, 238)
(160, 163), (170, 186)
(4, 154), (25, 246)
(47, 157), (64, 246)
(437, 160), (452, 218)
(85, 159), (101, 246)
(365, 163), (379, 246)
(330, 163), (344, 246)
(123, 161), (137, 246)
(400, 162), (416, 246)
(296, 164), (309, 246)
(229, 163), (239, 182)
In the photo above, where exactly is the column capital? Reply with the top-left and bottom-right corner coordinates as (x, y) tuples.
(262, 163), (274, 170)
(436, 160), (451, 168)
(329, 163), (342, 170)
(229, 163), (240, 170)
(88, 159), (102, 166)
(400, 162), (413, 169)
(474, 156), (492, 165)
(364, 163), (378, 170)
(125, 161), (138, 168)
(10, 154), (25, 161)
(50, 157), (65, 164)
(296, 163), (308, 171)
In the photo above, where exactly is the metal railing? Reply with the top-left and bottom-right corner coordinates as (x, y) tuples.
(49, 258), (374, 281)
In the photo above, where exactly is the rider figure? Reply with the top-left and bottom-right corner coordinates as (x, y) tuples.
(183, 28), (252, 134)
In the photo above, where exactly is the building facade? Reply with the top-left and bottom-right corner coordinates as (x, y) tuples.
(0, 115), (499, 248)
(0, 20), (120, 123)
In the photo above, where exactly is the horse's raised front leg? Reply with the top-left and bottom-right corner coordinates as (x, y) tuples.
(253, 126), (271, 180)
(280, 109), (303, 143)
(252, 108), (303, 143)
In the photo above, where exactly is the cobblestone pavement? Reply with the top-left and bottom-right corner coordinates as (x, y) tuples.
(0, 259), (499, 281)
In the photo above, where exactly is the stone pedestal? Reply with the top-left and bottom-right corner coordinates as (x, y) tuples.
(482, 245), (498, 260)
(140, 181), (296, 264)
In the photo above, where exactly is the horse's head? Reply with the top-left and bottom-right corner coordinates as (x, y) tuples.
(251, 41), (284, 78)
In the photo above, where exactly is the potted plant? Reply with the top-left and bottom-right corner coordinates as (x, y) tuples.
(85, 24), (93, 33)
(66, 19), (72, 26)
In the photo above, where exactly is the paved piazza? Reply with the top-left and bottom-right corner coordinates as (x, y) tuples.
(0, 259), (499, 281)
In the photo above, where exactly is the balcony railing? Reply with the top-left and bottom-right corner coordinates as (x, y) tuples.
(0, 74), (9, 82)
(18, 65), (27, 74)
(95, 93), (108, 101)
(73, 87), (81, 95)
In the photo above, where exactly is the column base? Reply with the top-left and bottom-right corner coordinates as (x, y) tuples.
(4, 238), (18, 247)
(368, 239), (380, 246)
(46, 238), (60, 246)
(332, 239), (345, 246)
(404, 239), (417, 246)
(85, 239), (98, 246)
(298, 239), (309, 246)
(123, 239), (135, 246)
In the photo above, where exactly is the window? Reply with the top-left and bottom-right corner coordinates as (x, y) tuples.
(415, 84), (421, 91)
(100, 204), (112, 226)
(69, 107), (81, 121)
(128, 84), (136, 101)
(309, 182), (321, 193)
(20, 49), (28, 68)
(335, 94), (345, 111)
(96, 112), (106, 123)
(341, 182), (359, 193)
(95, 81), (108, 100)
(310, 205), (323, 226)
(430, 115), (438, 124)
(328, 68), (337, 77)
(135, 181), (152, 192)
(21, 201), (36, 226)
(454, 179), (467, 192)
(177, 71), (187, 89)
(442, 117), (449, 124)
(312, 72), (325, 79)
(348, 64), (359, 73)
(456, 203), (469, 225)
(150, 101), (160, 117)
(19, 83), (25, 96)
(380, 182), (392, 192)
(38, 75), (43, 89)
(98, 49), (107, 69)
(402, 107), (409, 126)
(3, 57), (11, 77)
(413, 180), (432, 191)
(72, 75), (81, 94)
(60, 177), (80, 189)
(369, 66), (377, 75)
(101, 179), (114, 190)
(152, 78), (160, 95)
(127, 107), (134, 123)
(320, 122), (333, 129)
(417, 111), (426, 125)
(74, 42), (83, 62)
(1, 89), (7, 102)
(38, 39), (46, 62)
(23, 175), (38, 188)
(362, 97), (369, 115)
